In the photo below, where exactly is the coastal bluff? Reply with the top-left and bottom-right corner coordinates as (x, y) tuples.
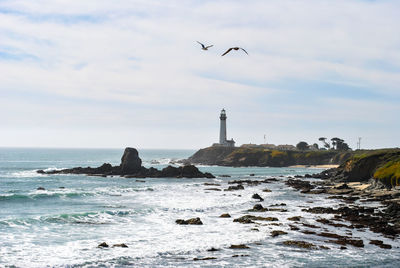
(316, 149), (400, 188)
(185, 146), (351, 167)
(37, 147), (214, 179)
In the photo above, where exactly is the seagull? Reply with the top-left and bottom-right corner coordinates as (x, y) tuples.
(197, 41), (213, 50)
(221, 47), (248, 56)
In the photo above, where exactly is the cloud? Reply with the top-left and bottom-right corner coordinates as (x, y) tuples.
(0, 0), (399, 148)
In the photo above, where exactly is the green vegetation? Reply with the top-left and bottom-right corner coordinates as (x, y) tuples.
(374, 159), (400, 187)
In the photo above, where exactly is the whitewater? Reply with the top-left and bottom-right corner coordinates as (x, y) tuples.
(0, 148), (398, 267)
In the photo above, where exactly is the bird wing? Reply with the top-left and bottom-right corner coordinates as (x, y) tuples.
(205, 45), (213, 49)
(240, 48), (248, 55)
(221, 48), (233, 56)
(197, 41), (205, 49)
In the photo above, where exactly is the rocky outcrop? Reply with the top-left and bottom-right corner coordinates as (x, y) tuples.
(37, 148), (214, 179)
(185, 146), (352, 167)
(120, 148), (142, 175)
(175, 217), (203, 225)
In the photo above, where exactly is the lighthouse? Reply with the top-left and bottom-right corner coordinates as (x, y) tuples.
(219, 109), (227, 144)
(215, 109), (235, 147)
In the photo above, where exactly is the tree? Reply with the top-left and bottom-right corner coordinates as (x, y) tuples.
(318, 137), (330, 149)
(296, 141), (309, 151)
(312, 143), (319, 150)
(330, 137), (351, 151)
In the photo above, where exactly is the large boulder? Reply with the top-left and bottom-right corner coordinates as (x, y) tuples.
(120, 148), (142, 175)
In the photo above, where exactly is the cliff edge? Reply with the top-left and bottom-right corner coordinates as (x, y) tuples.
(186, 146), (352, 167)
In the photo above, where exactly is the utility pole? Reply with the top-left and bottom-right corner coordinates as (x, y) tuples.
(357, 137), (362, 150)
(264, 134), (266, 144)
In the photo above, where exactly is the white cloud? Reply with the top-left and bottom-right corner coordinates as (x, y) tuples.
(0, 0), (399, 148)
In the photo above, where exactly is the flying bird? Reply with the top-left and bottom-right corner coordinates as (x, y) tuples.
(197, 41), (213, 50)
(221, 47), (248, 56)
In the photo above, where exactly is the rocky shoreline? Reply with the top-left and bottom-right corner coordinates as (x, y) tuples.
(164, 173), (399, 260)
(37, 147), (214, 179)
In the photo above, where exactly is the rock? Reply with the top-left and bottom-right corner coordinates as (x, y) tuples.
(37, 187), (45, 191)
(98, 242), (109, 248)
(220, 213), (231, 218)
(336, 183), (351, 189)
(207, 247), (220, 252)
(120, 148), (142, 175)
(282, 240), (317, 249)
(270, 203), (287, 206)
(37, 170), (45, 174)
(193, 257), (217, 261)
(112, 243), (128, 248)
(287, 216), (301, 221)
(175, 217), (203, 225)
(249, 174), (255, 176)
(262, 188), (272, 192)
(369, 240), (383, 246)
(252, 193), (264, 201)
(219, 174), (231, 177)
(289, 224), (300, 230)
(271, 230), (288, 237)
(249, 204), (268, 212)
(224, 185), (245, 191)
(204, 183), (221, 186)
(229, 244), (249, 249)
(233, 215), (278, 224)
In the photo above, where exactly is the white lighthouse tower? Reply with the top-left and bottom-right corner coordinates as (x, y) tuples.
(219, 109), (227, 144)
(215, 109), (235, 147)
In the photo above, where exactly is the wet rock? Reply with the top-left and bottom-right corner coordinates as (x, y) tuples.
(271, 230), (288, 237)
(224, 185), (245, 191)
(369, 240), (383, 246)
(193, 257), (217, 261)
(219, 213), (231, 218)
(233, 215), (278, 224)
(252, 193), (264, 201)
(229, 244), (249, 249)
(204, 183), (221, 186)
(289, 225), (300, 231)
(248, 204), (268, 212)
(302, 223), (320, 229)
(287, 216), (302, 221)
(301, 230), (317, 235)
(98, 242), (109, 248)
(249, 174), (255, 176)
(136, 180), (146, 182)
(302, 207), (335, 214)
(37, 187), (45, 191)
(232, 254), (250, 257)
(270, 203), (286, 207)
(219, 174), (231, 177)
(319, 245), (330, 250)
(282, 240), (317, 249)
(112, 243), (128, 248)
(262, 188), (272, 192)
(285, 179), (315, 193)
(175, 217), (203, 225)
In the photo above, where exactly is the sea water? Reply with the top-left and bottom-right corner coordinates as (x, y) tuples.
(0, 148), (398, 267)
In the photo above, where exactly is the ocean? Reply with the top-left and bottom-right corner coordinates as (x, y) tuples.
(0, 148), (398, 267)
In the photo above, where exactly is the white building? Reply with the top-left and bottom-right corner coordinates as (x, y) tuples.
(213, 109), (235, 147)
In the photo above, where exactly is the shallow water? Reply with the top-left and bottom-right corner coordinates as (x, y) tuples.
(0, 148), (398, 267)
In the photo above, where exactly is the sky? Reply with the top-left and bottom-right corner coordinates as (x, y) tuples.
(0, 0), (399, 149)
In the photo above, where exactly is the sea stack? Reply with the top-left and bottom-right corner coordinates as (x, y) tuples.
(120, 147), (142, 175)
